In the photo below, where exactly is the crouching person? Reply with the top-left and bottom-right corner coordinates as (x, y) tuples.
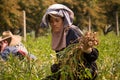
(0, 31), (37, 61)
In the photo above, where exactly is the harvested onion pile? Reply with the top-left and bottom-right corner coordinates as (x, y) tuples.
(78, 32), (99, 52)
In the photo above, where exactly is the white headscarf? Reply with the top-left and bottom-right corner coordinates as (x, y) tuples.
(40, 4), (74, 51)
(40, 4), (74, 28)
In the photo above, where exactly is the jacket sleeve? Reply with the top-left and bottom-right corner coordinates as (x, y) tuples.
(66, 29), (82, 46)
(83, 48), (99, 63)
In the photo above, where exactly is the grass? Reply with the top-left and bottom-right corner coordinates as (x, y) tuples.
(96, 32), (120, 80)
(0, 32), (120, 80)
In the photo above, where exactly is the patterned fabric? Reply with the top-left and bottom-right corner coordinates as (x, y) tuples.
(0, 46), (18, 60)
(14, 42), (28, 55)
(40, 4), (74, 28)
(0, 42), (37, 61)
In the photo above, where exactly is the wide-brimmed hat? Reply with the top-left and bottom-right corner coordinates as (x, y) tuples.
(0, 31), (22, 46)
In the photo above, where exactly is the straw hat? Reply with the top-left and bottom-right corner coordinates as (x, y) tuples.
(0, 31), (22, 46)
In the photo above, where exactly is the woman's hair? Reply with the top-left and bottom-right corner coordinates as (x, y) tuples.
(47, 14), (64, 22)
(0, 43), (1, 51)
(47, 14), (51, 22)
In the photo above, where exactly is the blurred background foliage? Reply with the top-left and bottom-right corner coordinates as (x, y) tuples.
(0, 0), (120, 37)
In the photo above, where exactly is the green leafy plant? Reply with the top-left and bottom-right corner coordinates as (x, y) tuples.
(0, 32), (120, 80)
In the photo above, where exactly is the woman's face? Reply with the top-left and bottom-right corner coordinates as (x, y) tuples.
(49, 15), (64, 33)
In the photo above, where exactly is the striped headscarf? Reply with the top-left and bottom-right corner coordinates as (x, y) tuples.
(40, 4), (74, 28)
(40, 4), (75, 51)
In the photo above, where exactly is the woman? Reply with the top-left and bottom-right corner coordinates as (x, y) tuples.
(0, 31), (36, 60)
(41, 4), (99, 80)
